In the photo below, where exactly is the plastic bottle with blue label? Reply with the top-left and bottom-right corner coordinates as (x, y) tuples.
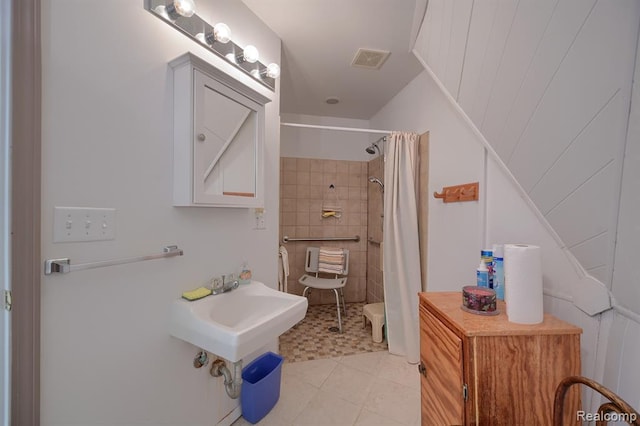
(492, 244), (505, 300)
(476, 261), (489, 288)
(481, 249), (494, 288)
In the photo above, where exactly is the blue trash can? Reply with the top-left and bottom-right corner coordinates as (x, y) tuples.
(241, 352), (284, 424)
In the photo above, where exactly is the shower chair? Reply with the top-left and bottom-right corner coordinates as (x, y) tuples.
(298, 247), (349, 333)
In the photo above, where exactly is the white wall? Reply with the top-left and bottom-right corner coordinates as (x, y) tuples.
(370, 66), (604, 384)
(369, 72), (484, 292)
(601, 26), (640, 410)
(417, 0), (639, 293)
(40, 1), (280, 425)
(372, 0), (640, 413)
(280, 113), (374, 161)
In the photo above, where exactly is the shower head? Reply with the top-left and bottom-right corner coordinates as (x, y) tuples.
(365, 142), (380, 155)
(368, 176), (384, 191)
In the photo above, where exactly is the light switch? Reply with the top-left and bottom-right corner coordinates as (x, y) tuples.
(53, 207), (116, 242)
(254, 208), (266, 230)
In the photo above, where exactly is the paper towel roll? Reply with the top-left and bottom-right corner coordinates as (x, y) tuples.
(504, 244), (543, 324)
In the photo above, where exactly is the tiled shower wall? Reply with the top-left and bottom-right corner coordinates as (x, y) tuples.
(280, 157), (368, 305)
(367, 155), (384, 303)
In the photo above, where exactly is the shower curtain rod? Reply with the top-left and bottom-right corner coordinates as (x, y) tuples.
(281, 122), (393, 135)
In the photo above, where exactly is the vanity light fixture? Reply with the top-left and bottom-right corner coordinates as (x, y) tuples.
(145, 0), (279, 91)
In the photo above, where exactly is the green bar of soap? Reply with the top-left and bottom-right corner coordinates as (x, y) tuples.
(182, 287), (212, 301)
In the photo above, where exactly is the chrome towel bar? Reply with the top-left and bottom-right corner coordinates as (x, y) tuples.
(44, 245), (184, 275)
(282, 235), (360, 244)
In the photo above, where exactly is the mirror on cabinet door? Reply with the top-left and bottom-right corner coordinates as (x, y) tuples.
(170, 52), (271, 207)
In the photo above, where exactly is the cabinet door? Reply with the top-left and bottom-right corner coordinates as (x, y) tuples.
(420, 306), (464, 426)
(193, 70), (262, 205)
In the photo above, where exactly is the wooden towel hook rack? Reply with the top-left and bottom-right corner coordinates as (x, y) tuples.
(433, 182), (479, 203)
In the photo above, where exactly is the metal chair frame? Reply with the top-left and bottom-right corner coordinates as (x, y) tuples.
(298, 247), (349, 333)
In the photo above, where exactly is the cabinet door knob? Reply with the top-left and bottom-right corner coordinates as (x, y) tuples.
(197, 133), (206, 142)
(418, 362), (427, 377)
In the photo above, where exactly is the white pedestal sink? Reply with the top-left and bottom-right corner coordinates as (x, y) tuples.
(169, 280), (307, 362)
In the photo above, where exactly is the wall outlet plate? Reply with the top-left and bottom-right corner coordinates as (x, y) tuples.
(53, 207), (116, 242)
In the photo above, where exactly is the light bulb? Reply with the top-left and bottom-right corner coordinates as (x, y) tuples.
(265, 63), (280, 79)
(195, 32), (207, 44)
(242, 45), (259, 64)
(173, 0), (196, 17)
(165, 0), (196, 20)
(213, 23), (231, 44)
(153, 5), (170, 20)
(205, 23), (231, 47)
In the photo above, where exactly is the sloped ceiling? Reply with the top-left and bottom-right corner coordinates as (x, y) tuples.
(242, 0), (425, 119)
(415, 0), (640, 288)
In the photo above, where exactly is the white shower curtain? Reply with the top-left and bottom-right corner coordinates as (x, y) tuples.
(383, 131), (422, 364)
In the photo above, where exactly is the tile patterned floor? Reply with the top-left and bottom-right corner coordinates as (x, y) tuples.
(279, 302), (388, 363)
(232, 351), (421, 426)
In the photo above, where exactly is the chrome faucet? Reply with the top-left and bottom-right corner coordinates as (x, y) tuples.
(211, 275), (240, 295)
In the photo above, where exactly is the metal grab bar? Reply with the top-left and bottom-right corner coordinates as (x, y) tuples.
(367, 237), (382, 245)
(282, 235), (360, 244)
(44, 245), (184, 275)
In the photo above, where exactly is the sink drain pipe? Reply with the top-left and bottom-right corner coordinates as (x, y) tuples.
(210, 358), (242, 399)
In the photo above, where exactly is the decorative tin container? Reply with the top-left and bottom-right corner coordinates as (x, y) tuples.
(461, 285), (498, 315)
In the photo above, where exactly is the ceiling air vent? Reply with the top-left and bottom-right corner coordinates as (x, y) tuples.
(351, 48), (390, 70)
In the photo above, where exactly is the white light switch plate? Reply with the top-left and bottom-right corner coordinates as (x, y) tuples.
(254, 208), (266, 230)
(53, 207), (116, 242)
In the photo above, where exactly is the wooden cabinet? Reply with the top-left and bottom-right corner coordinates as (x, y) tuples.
(419, 292), (582, 425)
(169, 52), (270, 208)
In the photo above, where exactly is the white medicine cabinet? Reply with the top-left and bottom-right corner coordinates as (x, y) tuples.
(170, 52), (270, 207)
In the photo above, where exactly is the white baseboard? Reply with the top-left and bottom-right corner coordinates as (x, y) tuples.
(217, 405), (242, 426)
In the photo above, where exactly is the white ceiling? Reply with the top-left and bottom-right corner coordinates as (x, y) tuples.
(242, 0), (426, 120)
